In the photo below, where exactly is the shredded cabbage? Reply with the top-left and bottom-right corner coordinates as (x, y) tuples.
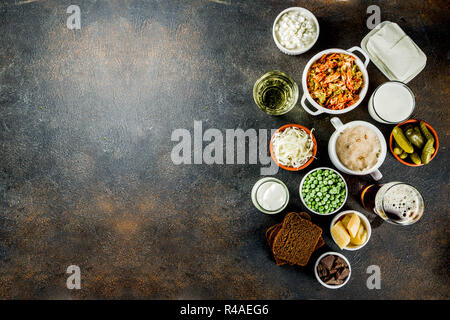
(272, 127), (314, 168)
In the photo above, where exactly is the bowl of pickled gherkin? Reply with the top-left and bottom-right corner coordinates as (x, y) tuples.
(390, 119), (439, 166)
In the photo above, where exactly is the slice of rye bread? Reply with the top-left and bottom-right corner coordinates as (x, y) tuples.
(269, 226), (325, 266)
(265, 213), (317, 248)
(267, 220), (324, 253)
(266, 225), (281, 253)
(316, 236), (325, 250)
(266, 214), (325, 266)
(275, 212), (323, 265)
(272, 212), (323, 266)
(278, 212), (325, 250)
(295, 212), (325, 250)
(296, 211), (311, 220)
(265, 224), (279, 242)
(266, 214), (324, 254)
(266, 224), (289, 266)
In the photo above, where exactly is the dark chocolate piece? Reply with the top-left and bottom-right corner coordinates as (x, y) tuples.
(321, 255), (335, 270)
(318, 254), (350, 286)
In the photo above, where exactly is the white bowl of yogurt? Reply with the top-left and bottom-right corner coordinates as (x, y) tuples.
(272, 7), (319, 55)
(251, 177), (289, 214)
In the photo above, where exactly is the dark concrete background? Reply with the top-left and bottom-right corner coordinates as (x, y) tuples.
(0, 0), (448, 299)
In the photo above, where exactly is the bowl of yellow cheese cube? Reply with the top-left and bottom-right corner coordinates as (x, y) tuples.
(330, 210), (371, 251)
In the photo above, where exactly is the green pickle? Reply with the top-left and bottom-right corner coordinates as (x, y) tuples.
(405, 125), (425, 149)
(399, 151), (408, 159)
(392, 127), (414, 154)
(410, 152), (422, 165)
(413, 127), (425, 145)
(393, 141), (403, 155)
(419, 121), (434, 143)
(393, 147), (403, 155)
(421, 139), (435, 164)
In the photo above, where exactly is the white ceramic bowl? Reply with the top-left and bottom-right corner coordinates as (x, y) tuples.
(300, 47), (370, 115)
(327, 117), (387, 181)
(330, 210), (372, 251)
(314, 251), (351, 289)
(272, 7), (319, 55)
(299, 167), (348, 216)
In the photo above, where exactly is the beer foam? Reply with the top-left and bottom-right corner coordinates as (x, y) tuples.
(383, 184), (421, 222)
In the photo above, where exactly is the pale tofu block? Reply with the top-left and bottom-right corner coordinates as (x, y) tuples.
(346, 213), (360, 238)
(341, 214), (351, 229)
(366, 22), (426, 82)
(350, 224), (367, 246)
(380, 37), (426, 81)
(367, 22), (405, 52)
(331, 221), (351, 249)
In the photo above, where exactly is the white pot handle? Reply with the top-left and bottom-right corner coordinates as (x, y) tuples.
(370, 169), (383, 181)
(330, 117), (344, 130)
(301, 94), (323, 116)
(347, 46), (370, 68)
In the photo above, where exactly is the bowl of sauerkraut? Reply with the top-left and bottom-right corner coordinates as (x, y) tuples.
(270, 124), (317, 171)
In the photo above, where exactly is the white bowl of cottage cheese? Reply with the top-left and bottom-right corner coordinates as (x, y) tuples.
(272, 7), (320, 55)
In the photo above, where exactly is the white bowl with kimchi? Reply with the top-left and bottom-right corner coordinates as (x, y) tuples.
(301, 47), (370, 116)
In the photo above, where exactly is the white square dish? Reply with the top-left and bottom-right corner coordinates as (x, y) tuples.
(360, 21), (427, 83)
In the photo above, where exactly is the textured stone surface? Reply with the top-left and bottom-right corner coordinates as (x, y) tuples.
(0, 0), (448, 299)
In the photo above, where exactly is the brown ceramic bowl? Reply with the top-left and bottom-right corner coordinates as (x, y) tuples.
(270, 124), (317, 171)
(389, 119), (439, 167)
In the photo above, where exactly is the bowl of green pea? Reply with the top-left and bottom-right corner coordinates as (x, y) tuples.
(299, 167), (348, 215)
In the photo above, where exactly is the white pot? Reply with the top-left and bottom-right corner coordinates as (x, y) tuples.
(328, 117), (387, 181)
(314, 252), (351, 289)
(272, 7), (320, 55)
(301, 47), (370, 116)
(330, 210), (372, 251)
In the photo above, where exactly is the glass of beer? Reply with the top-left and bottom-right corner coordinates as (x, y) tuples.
(361, 182), (424, 225)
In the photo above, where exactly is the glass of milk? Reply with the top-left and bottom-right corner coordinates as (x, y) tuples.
(368, 81), (415, 124)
